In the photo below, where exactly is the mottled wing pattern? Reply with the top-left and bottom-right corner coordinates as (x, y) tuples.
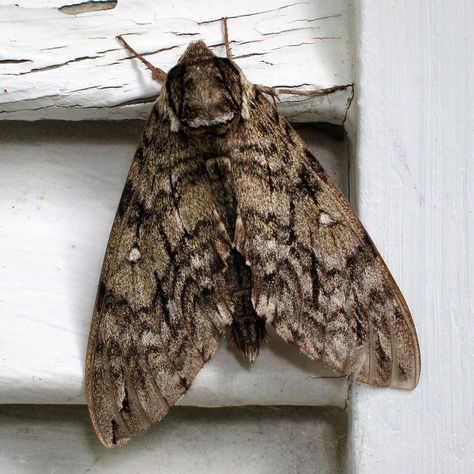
(86, 107), (232, 447)
(229, 90), (420, 389)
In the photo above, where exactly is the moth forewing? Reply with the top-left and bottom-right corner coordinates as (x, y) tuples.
(86, 34), (420, 447)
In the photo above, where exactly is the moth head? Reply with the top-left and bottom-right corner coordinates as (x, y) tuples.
(161, 41), (251, 134)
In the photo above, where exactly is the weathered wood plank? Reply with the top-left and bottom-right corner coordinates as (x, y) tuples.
(0, 0), (353, 121)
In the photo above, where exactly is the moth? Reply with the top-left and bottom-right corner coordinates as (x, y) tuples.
(86, 20), (420, 448)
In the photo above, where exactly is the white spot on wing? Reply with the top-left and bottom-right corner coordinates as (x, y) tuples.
(128, 247), (141, 262)
(319, 212), (333, 225)
(191, 254), (204, 269)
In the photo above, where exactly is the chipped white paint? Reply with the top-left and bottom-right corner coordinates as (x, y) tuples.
(347, 0), (474, 472)
(128, 247), (141, 262)
(0, 121), (349, 406)
(0, 0), (353, 122)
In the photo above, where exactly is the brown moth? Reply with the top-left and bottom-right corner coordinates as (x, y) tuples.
(86, 21), (420, 448)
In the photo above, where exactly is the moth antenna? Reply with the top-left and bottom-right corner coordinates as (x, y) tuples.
(255, 84), (351, 105)
(222, 17), (233, 60)
(116, 35), (167, 84)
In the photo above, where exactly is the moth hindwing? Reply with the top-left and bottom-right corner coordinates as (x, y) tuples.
(86, 39), (420, 448)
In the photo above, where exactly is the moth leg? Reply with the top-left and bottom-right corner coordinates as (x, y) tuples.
(255, 84), (280, 106)
(116, 35), (167, 84)
(255, 84), (350, 105)
(222, 17), (233, 60)
(273, 84), (350, 96)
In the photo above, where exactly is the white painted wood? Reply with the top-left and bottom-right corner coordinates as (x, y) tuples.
(0, 405), (346, 473)
(347, 0), (474, 472)
(0, 0), (353, 122)
(0, 121), (349, 406)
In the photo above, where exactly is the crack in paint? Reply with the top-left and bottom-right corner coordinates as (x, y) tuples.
(197, 2), (309, 25)
(0, 59), (32, 64)
(11, 55), (100, 76)
(260, 27), (314, 36)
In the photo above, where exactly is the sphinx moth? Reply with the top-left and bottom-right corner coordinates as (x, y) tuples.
(86, 23), (420, 448)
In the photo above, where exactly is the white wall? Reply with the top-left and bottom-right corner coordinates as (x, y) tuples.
(349, 1), (474, 472)
(0, 405), (347, 473)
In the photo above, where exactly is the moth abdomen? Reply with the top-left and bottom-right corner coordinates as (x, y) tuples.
(231, 314), (267, 363)
(226, 249), (267, 362)
(205, 155), (267, 361)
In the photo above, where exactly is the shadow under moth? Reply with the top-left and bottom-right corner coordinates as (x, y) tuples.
(86, 20), (420, 448)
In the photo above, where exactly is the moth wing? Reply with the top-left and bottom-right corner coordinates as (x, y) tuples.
(230, 91), (420, 389)
(86, 109), (232, 447)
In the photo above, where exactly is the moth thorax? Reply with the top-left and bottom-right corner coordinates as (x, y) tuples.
(166, 50), (245, 134)
(182, 71), (238, 129)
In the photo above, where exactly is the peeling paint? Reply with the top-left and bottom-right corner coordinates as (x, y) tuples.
(58, 0), (117, 15)
(0, 0), (353, 121)
(0, 59), (32, 64)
